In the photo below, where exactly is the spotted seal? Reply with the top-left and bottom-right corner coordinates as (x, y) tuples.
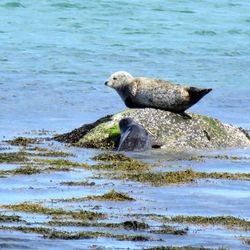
(118, 118), (152, 151)
(105, 71), (212, 114)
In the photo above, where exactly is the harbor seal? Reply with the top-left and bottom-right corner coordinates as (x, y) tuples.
(118, 118), (152, 151)
(104, 71), (212, 114)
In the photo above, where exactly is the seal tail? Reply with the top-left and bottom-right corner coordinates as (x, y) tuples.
(188, 87), (212, 106)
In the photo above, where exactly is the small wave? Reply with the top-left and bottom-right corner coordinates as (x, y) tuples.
(111, 43), (125, 47)
(227, 29), (242, 35)
(223, 51), (242, 57)
(50, 2), (85, 9)
(171, 9), (195, 14)
(194, 30), (217, 36)
(71, 23), (82, 29)
(2, 2), (25, 8)
(152, 7), (165, 12)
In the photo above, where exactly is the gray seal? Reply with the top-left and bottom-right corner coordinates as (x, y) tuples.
(118, 118), (152, 151)
(105, 71), (212, 114)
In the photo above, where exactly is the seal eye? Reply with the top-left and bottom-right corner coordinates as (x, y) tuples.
(113, 77), (117, 80)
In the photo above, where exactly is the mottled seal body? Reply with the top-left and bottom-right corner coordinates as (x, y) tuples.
(118, 118), (151, 152)
(105, 71), (212, 113)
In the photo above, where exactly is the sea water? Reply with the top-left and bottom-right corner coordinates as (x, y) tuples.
(0, 0), (250, 138)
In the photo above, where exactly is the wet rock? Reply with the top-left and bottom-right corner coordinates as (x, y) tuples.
(54, 108), (250, 150)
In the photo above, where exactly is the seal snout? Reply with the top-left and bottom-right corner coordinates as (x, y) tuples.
(104, 80), (108, 86)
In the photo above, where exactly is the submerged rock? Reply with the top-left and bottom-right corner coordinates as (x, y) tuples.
(54, 108), (250, 150)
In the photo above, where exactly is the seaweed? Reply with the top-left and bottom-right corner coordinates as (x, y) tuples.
(0, 214), (23, 223)
(47, 220), (149, 230)
(92, 153), (134, 162)
(60, 181), (96, 186)
(107, 169), (250, 186)
(151, 225), (188, 235)
(0, 226), (151, 241)
(6, 137), (40, 146)
(54, 190), (135, 202)
(34, 158), (82, 167)
(0, 152), (29, 164)
(1, 203), (105, 220)
(160, 215), (250, 230)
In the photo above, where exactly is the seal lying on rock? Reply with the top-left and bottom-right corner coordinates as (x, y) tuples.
(105, 71), (212, 114)
(118, 118), (152, 151)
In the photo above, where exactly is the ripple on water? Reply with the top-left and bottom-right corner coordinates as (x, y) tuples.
(2, 2), (25, 8)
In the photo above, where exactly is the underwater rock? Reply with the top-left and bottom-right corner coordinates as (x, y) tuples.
(54, 108), (250, 150)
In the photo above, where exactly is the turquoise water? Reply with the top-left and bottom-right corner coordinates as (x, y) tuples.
(0, 0), (250, 137)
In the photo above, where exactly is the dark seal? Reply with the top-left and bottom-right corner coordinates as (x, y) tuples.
(118, 118), (152, 151)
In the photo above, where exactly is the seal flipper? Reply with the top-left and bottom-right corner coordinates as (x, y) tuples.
(188, 87), (212, 107)
(124, 96), (146, 109)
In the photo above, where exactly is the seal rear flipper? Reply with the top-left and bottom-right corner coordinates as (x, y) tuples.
(188, 87), (212, 106)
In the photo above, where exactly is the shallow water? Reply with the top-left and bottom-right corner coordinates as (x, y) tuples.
(0, 0), (250, 249)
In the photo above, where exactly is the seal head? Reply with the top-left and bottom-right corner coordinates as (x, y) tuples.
(105, 71), (134, 102)
(104, 71), (133, 89)
(118, 118), (152, 152)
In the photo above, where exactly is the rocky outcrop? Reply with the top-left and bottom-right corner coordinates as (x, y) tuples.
(54, 108), (250, 151)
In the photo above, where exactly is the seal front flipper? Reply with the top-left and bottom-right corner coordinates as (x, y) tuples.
(124, 96), (146, 109)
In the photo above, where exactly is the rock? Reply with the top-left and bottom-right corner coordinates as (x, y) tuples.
(54, 108), (250, 151)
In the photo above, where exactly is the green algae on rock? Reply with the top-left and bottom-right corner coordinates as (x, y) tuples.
(35, 158), (82, 167)
(106, 169), (250, 186)
(80, 189), (135, 201)
(54, 189), (135, 202)
(0, 163), (77, 176)
(0, 152), (29, 164)
(150, 225), (188, 235)
(92, 153), (135, 162)
(47, 220), (149, 230)
(6, 137), (41, 146)
(0, 165), (42, 176)
(0, 226), (151, 241)
(54, 108), (250, 150)
(46, 230), (151, 241)
(90, 161), (149, 171)
(30, 150), (74, 157)
(0, 150), (74, 165)
(160, 215), (250, 230)
(1, 203), (105, 220)
(0, 214), (24, 223)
